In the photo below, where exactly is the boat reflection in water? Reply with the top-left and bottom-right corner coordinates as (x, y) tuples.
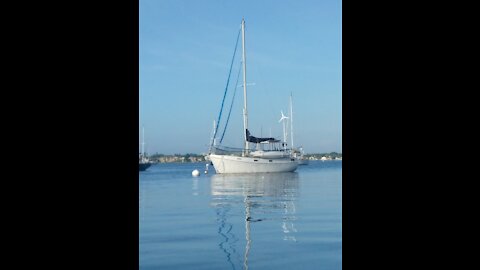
(211, 172), (299, 270)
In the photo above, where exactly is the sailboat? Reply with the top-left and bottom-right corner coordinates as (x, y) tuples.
(139, 126), (151, 171)
(207, 18), (298, 174)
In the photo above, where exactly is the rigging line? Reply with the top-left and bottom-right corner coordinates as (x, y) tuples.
(219, 61), (242, 144)
(212, 28), (241, 146)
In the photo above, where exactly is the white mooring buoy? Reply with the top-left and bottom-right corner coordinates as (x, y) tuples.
(192, 169), (200, 177)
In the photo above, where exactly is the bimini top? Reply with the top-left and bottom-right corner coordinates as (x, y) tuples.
(246, 129), (280, 143)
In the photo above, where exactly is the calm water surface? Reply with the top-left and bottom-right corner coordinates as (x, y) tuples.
(140, 161), (342, 269)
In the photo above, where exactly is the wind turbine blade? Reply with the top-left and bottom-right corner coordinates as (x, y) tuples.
(279, 116), (289, 122)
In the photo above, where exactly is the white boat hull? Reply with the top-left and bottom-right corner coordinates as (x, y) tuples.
(209, 154), (298, 174)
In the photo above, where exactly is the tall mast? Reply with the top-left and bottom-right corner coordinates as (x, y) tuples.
(141, 125), (145, 156)
(290, 93), (294, 149)
(241, 17), (249, 152)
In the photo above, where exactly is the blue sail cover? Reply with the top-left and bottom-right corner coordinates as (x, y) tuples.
(246, 129), (277, 143)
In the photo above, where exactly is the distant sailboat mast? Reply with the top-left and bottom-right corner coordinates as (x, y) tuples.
(279, 111), (289, 151)
(241, 17), (249, 154)
(290, 93), (294, 149)
(141, 125), (145, 157)
(139, 125), (152, 171)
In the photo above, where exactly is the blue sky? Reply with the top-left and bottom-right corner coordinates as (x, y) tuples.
(140, 0), (341, 154)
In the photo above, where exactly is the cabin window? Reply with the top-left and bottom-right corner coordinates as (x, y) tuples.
(291, 159), (295, 161)
(254, 159), (258, 162)
(269, 160), (272, 162)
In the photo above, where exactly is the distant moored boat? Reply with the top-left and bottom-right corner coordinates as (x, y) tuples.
(139, 126), (152, 171)
(139, 161), (151, 171)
